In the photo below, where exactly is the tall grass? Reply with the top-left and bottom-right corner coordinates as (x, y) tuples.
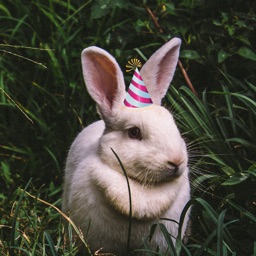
(0, 0), (255, 255)
(166, 78), (256, 255)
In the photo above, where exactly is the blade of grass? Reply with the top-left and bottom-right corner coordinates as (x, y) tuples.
(0, 88), (34, 124)
(31, 232), (40, 255)
(221, 84), (237, 137)
(24, 190), (93, 255)
(181, 198), (237, 255)
(9, 246), (31, 255)
(217, 209), (227, 256)
(176, 199), (194, 254)
(0, 49), (47, 68)
(111, 148), (132, 254)
(226, 199), (256, 222)
(44, 231), (57, 256)
(62, 0), (92, 24)
(158, 223), (177, 256)
(231, 92), (256, 108)
(44, 147), (61, 174)
(10, 178), (32, 255)
(10, 14), (29, 39)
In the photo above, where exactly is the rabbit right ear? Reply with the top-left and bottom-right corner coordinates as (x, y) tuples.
(81, 47), (126, 120)
(140, 38), (181, 105)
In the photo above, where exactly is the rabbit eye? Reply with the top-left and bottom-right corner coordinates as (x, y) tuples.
(128, 127), (142, 140)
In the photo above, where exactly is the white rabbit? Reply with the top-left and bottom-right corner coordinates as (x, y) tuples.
(62, 38), (190, 255)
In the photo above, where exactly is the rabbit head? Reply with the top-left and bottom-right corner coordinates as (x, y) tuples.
(81, 38), (188, 186)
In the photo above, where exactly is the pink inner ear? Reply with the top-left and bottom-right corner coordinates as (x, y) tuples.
(87, 53), (118, 109)
(140, 38), (181, 105)
(157, 50), (178, 86)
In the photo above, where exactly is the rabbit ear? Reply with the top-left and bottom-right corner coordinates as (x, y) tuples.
(81, 47), (126, 120)
(140, 38), (181, 105)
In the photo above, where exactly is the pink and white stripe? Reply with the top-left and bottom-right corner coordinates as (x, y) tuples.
(124, 68), (153, 108)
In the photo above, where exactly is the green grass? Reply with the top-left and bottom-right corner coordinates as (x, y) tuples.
(0, 0), (256, 255)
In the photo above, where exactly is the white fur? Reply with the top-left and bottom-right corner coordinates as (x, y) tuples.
(62, 38), (190, 255)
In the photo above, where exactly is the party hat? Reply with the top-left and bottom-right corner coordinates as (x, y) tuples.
(124, 60), (153, 108)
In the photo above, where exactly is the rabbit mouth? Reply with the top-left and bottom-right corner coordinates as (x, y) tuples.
(128, 166), (184, 186)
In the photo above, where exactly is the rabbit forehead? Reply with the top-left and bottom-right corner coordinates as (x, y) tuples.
(115, 105), (178, 134)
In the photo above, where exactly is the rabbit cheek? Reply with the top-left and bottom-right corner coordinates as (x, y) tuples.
(98, 131), (128, 173)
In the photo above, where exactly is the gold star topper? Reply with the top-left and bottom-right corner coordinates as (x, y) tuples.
(126, 58), (142, 73)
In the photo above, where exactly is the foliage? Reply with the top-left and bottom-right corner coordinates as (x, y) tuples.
(0, 0), (255, 255)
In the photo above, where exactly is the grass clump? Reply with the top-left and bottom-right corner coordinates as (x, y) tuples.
(0, 180), (90, 255)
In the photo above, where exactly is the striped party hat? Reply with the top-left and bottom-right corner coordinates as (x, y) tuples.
(124, 67), (153, 108)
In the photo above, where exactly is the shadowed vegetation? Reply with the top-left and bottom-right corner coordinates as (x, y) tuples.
(0, 0), (255, 255)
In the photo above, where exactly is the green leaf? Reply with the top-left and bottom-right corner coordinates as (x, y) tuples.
(44, 232), (57, 256)
(90, 0), (112, 19)
(192, 174), (219, 189)
(91, 0), (126, 19)
(111, 148), (132, 253)
(246, 81), (256, 94)
(235, 20), (246, 28)
(246, 164), (256, 177)
(218, 49), (231, 63)
(159, 223), (177, 256)
(0, 4), (11, 15)
(231, 92), (256, 108)
(180, 50), (201, 60)
(237, 47), (256, 61)
(227, 199), (256, 222)
(237, 35), (251, 46)
(222, 173), (249, 186)
(227, 26), (235, 36)
(221, 166), (236, 176)
(217, 210), (227, 255)
(213, 19), (222, 26)
(226, 138), (256, 148)
(10, 179), (32, 252)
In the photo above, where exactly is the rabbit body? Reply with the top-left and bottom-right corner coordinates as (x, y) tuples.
(62, 38), (190, 255)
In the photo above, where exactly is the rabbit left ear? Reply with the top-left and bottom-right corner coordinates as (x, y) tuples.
(81, 47), (126, 119)
(140, 38), (181, 105)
